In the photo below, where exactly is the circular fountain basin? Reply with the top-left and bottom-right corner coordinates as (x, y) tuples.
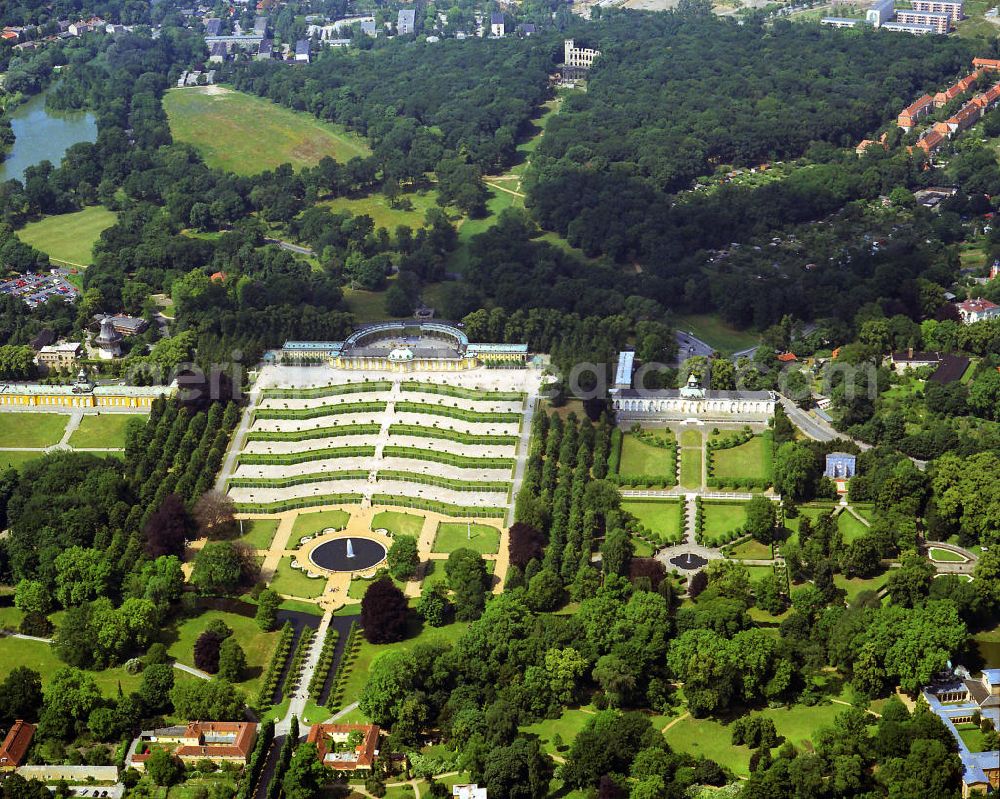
(309, 536), (387, 572)
(668, 552), (709, 571)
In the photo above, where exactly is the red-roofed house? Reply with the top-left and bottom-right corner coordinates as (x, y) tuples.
(0, 721), (35, 771)
(777, 352), (798, 363)
(898, 95), (935, 131)
(307, 724), (380, 771)
(210, 271), (227, 282)
(956, 297), (1000, 324)
(973, 57), (1000, 71)
(132, 722), (257, 770)
(915, 128), (946, 155)
(935, 71), (981, 108)
(946, 102), (982, 133)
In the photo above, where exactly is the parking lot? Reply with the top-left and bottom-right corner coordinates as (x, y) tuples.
(0, 269), (80, 307)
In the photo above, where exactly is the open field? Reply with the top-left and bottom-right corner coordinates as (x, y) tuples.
(17, 205), (116, 267)
(728, 537), (771, 559)
(165, 609), (281, 696)
(291, 509), (351, 536)
(674, 313), (759, 353)
(619, 431), (675, 478)
(433, 522), (500, 554)
(322, 189), (442, 231)
(712, 435), (771, 480)
(520, 706), (596, 757)
(833, 573), (886, 603)
(67, 413), (141, 448)
(269, 557), (325, 599)
(164, 87), (371, 175)
(837, 511), (868, 544)
(622, 500), (683, 540)
(0, 412), (66, 447)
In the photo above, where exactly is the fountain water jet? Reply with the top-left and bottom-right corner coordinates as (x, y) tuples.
(346, 538), (355, 558)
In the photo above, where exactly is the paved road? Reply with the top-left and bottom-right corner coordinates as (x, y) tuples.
(674, 330), (714, 363)
(777, 396), (852, 444)
(265, 238), (315, 257)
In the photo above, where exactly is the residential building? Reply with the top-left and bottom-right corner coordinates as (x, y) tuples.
(915, 127), (946, 154)
(203, 17), (222, 35)
(0, 721), (35, 771)
(820, 17), (861, 28)
(253, 15), (268, 35)
(910, 0), (962, 20)
(935, 71), (981, 107)
(108, 315), (149, 336)
(897, 94), (935, 131)
(896, 9), (951, 32)
(880, 19), (936, 32)
(956, 297), (1000, 323)
(922, 668), (999, 798)
(398, 9), (416, 34)
(490, 11), (505, 36)
(208, 41), (227, 62)
(890, 348), (942, 372)
(454, 786), (488, 799)
(133, 722), (257, 770)
(563, 38), (600, 70)
(307, 724), (380, 770)
(36, 342), (81, 371)
(294, 39), (310, 62)
(257, 39), (273, 59)
(516, 22), (537, 36)
(867, 0), (895, 25)
(973, 56), (1000, 71)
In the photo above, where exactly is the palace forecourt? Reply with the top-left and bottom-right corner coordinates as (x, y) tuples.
(227, 321), (539, 517)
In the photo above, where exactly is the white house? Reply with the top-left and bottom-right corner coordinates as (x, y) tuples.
(956, 297), (1000, 324)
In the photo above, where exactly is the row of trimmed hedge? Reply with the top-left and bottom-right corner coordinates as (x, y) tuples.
(612, 474), (677, 489)
(608, 428), (623, 474)
(706, 477), (772, 490)
(307, 629), (340, 702)
(238, 446), (376, 466)
(381, 445), (514, 471)
(261, 380), (392, 399)
(370, 493), (506, 518)
(401, 381), (525, 402)
(235, 494), (363, 514)
(236, 719), (274, 799)
(255, 401), (387, 420)
(246, 423), (381, 442)
(377, 469), (510, 493)
(694, 498), (750, 548)
(255, 621), (295, 710)
(281, 626), (315, 697)
(228, 470), (369, 489)
(388, 423), (518, 446)
(325, 621), (361, 712)
(394, 400), (520, 424)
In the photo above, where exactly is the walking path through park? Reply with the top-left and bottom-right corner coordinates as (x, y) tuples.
(661, 712), (690, 733)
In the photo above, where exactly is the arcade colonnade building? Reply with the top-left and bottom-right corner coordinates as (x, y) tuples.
(611, 358), (776, 424)
(279, 321), (528, 371)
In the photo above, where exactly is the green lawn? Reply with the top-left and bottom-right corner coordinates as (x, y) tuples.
(67, 413), (142, 448)
(680, 448), (702, 489)
(0, 635), (146, 698)
(165, 609), (282, 696)
(728, 537), (772, 559)
(622, 500), (682, 541)
(957, 723), (988, 753)
(833, 574), (886, 603)
(619, 432), (675, 478)
(680, 429), (702, 448)
(348, 574), (406, 601)
(338, 620), (470, 707)
(291, 509), (351, 536)
(702, 501), (747, 537)
(17, 205), (117, 267)
(432, 522), (500, 555)
(0, 451), (45, 472)
(664, 701), (847, 776)
(0, 412), (67, 447)
(239, 519), (281, 550)
(520, 706), (597, 757)
(164, 87), (371, 175)
(0, 606), (23, 631)
(837, 511), (869, 544)
(269, 557), (326, 599)
(674, 313), (759, 354)
(322, 190), (442, 232)
(928, 547), (966, 563)
(371, 510), (425, 538)
(712, 436), (771, 480)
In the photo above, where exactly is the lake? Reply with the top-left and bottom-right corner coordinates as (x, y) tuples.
(0, 89), (97, 184)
